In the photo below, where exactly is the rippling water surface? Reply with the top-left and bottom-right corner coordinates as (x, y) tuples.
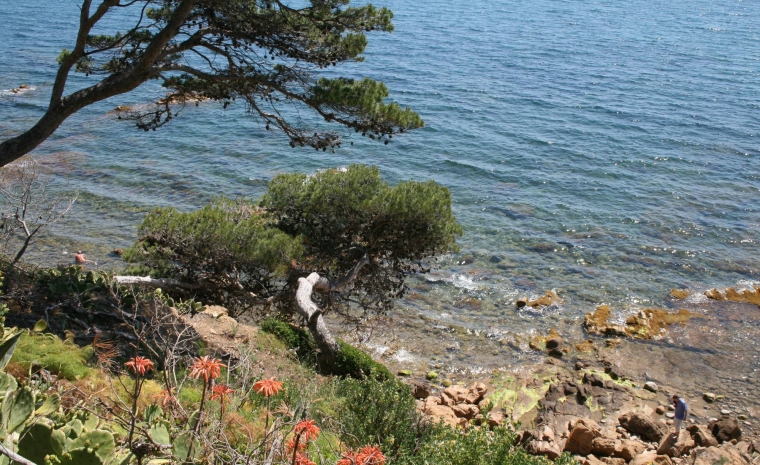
(1, 0), (759, 375)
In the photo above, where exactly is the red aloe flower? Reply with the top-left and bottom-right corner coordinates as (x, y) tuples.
(294, 452), (315, 465)
(356, 445), (385, 465)
(152, 387), (177, 407)
(189, 356), (225, 383)
(294, 419), (320, 442)
(253, 377), (283, 397)
(209, 384), (234, 405)
(125, 356), (154, 376)
(286, 437), (308, 453)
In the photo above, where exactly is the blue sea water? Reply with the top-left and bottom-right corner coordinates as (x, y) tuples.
(1, 0), (759, 352)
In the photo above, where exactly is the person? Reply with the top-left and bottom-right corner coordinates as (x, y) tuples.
(74, 251), (96, 266)
(673, 394), (688, 437)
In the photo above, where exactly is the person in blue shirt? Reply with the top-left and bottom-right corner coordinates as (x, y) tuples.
(673, 394), (688, 437)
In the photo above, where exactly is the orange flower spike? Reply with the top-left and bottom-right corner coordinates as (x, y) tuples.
(189, 356), (225, 383)
(286, 438), (308, 453)
(357, 445), (385, 465)
(337, 451), (359, 465)
(253, 377), (283, 397)
(294, 419), (320, 442)
(152, 387), (177, 407)
(294, 452), (316, 465)
(209, 384), (234, 405)
(125, 356), (154, 376)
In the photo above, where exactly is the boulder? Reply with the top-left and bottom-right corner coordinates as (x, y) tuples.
(629, 451), (673, 465)
(591, 437), (618, 456)
(546, 337), (563, 349)
(440, 391), (457, 407)
(410, 381), (431, 399)
(524, 426), (563, 460)
(443, 385), (468, 404)
(424, 404), (460, 428)
(657, 431), (696, 457)
(708, 418), (742, 443)
(645, 382), (659, 392)
(465, 382), (487, 404)
(565, 418), (602, 455)
(487, 410), (505, 428)
(619, 411), (670, 442)
(451, 403), (479, 420)
(691, 445), (749, 465)
(616, 439), (648, 461)
(581, 455), (606, 465)
(703, 393), (716, 403)
(600, 458), (626, 465)
(423, 396), (441, 411)
(687, 424), (719, 448)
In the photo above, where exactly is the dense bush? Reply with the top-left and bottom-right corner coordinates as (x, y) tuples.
(413, 425), (577, 465)
(333, 377), (432, 462)
(261, 318), (392, 380)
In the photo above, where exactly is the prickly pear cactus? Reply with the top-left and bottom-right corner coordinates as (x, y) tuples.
(17, 420), (58, 465)
(69, 430), (116, 461)
(1, 385), (34, 433)
(58, 447), (105, 465)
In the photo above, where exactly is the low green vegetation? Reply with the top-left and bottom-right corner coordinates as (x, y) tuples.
(12, 331), (95, 380)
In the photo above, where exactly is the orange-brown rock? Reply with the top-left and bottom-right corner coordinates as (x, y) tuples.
(451, 403), (479, 419)
(443, 385), (468, 403)
(705, 286), (760, 307)
(424, 404), (460, 428)
(487, 410), (505, 427)
(591, 437), (618, 456)
(657, 431), (696, 457)
(691, 445), (749, 465)
(565, 418), (602, 455)
(629, 451), (672, 465)
(517, 290), (563, 308)
(616, 439), (648, 461)
(585, 305), (693, 340)
(670, 289), (690, 300)
(464, 382), (487, 404)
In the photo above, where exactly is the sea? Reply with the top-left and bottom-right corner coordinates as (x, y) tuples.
(1, 0), (759, 402)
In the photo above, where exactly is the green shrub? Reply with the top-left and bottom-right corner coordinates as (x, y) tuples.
(260, 318), (391, 380)
(333, 340), (392, 381)
(12, 332), (94, 380)
(412, 425), (577, 465)
(333, 377), (432, 462)
(260, 318), (316, 364)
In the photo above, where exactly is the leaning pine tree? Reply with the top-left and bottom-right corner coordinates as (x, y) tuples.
(123, 165), (462, 371)
(0, 0), (423, 166)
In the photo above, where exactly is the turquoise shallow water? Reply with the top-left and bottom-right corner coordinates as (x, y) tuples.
(1, 1), (759, 363)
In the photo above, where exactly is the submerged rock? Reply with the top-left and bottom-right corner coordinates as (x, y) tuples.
(704, 286), (760, 307)
(584, 305), (694, 340)
(516, 290), (563, 308)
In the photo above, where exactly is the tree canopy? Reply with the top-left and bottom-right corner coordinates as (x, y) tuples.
(124, 165), (461, 362)
(0, 0), (424, 166)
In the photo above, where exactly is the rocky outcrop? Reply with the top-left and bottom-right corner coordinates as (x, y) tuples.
(417, 382), (489, 428)
(704, 286), (760, 307)
(565, 418), (602, 455)
(687, 424), (718, 448)
(657, 431), (695, 457)
(707, 417), (742, 443)
(584, 305), (693, 340)
(524, 426), (563, 459)
(618, 411), (670, 442)
(690, 444), (750, 465)
(516, 290), (563, 308)
(629, 451), (672, 465)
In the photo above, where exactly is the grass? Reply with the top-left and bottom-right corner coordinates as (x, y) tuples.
(11, 331), (95, 380)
